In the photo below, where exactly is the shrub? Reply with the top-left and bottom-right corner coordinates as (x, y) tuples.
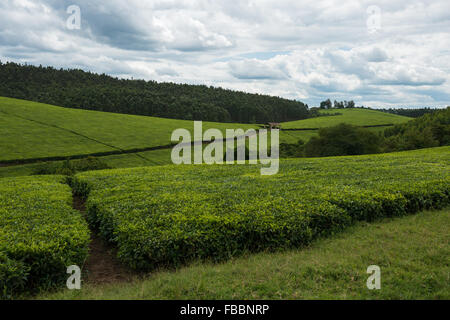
(0, 253), (29, 299)
(33, 157), (110, 176)
(73, 147), (450, 271)
(304, 123), (382, 157)
(383, 107), (450, 151)
(0, 176), (90, 298)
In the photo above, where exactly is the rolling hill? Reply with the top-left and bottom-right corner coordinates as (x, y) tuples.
(0, 97), (412, 163)
(282, 108), (411, 129)
(0, 97), (448, 300)
(0, 96), (416, 179)
(0, 96), (255, 162)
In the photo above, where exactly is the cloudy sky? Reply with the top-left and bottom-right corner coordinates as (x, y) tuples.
(1, 0), (449, 108)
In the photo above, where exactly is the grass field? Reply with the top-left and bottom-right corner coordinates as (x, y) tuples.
(37, 207), (449, 300)
(0, 97), (256, 162)
(4, 146), (445, 299)
(0, 97), (412, 165)
(282, 108), (411, 129)
(0, 110), (114, 160)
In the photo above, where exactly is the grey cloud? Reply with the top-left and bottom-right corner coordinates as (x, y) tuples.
(0, 0), (449, 107)
(362, 48), (388, 62)
(156, 66), (179, 76)
(229, 59), (288, 80)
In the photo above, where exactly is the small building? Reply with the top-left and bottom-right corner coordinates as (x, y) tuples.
(266, 122), (281, 130)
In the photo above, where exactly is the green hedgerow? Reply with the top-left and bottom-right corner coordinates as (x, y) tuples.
(0, 175), (90, 298)
(72, 147), (449, 271)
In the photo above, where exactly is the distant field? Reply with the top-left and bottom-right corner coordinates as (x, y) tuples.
(0, 97), (415, 170)
(281, 108), (411, 129)
(0, 110), (114, 160)
(0, 97), (256, 162)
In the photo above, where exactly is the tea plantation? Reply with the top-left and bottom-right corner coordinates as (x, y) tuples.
(70, 147), (449, 271)
(0, 97), (410, 164)
(282, 108), (411, 129)
(0, 176), (90, 298)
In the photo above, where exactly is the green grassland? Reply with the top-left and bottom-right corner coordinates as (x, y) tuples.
(38, 207), (450, 300)
(282, 108), (411, 129)
(0, 97), (412, 166)
(0, 175), (90, 298)
(69, 147), (449, 271)
(0, 110), (114, 160)
(0, 97), (256, 162)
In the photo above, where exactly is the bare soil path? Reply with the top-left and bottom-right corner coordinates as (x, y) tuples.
(72, 195), (139, 285)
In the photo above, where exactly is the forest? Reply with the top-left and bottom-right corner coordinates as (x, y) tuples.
(0, 61), (310, 124)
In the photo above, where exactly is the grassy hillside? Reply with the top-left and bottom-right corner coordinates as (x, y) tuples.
(0, 97), (414, 165)
(282, 108), (411, 129)
(38, 207), (449, 300)
(0, 97), (256, 162)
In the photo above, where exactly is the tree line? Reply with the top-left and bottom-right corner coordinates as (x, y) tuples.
(318, 99), (440, 119)
(0, 61), (310, 124)
(319, 99), (355, 109)
(370, 107), (439, 118)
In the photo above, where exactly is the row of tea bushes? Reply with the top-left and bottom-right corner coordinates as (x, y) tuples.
(0, 176), (90, 298)
(71, 147), (450, 271)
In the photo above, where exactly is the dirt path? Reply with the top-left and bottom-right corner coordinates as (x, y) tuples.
(72, 195), (139, 285)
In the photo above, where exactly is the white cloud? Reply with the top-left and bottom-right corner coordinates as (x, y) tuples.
(0, 0), (449, 107)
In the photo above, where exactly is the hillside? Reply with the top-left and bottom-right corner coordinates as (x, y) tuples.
(0, 96), (255, 162)
(383, 107), (450, 151)
(0, 97), (414, 166)
(281, 108), (411, 129)
(0, 95), (448, 299)
(0, 61), (309, 123)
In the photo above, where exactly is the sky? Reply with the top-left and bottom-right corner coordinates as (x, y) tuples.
(1, 0), (449, 108)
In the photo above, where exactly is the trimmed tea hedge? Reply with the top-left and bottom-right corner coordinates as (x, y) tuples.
(0, 176), (90, 299)
(71, 147), (450, 271)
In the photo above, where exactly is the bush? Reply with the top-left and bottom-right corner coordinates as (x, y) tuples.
(304, 123), (382, 157)
(0, 253), (29, 299)
(280, 139), (305, 158)
(72, 147), (449, 271)
(383, 107), (450, 151)
(0, 176), (90, 298)
(33, 157), (110, 176)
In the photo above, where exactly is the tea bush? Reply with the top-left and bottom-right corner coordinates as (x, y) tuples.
(0, 176), (90, 298)
(71, 147), (450, 271)
(33, 157), (111, 176)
